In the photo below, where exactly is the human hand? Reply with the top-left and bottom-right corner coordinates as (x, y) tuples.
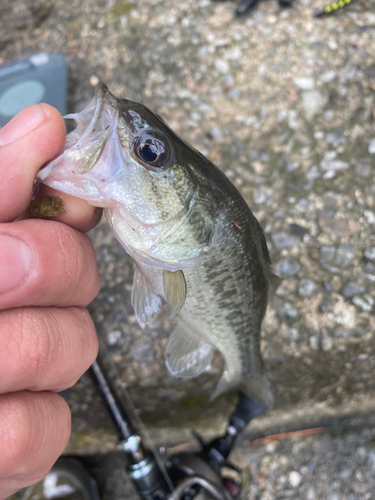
(0, 105), (102, 499)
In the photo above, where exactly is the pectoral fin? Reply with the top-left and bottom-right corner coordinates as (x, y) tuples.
(163, 270), (187, 317)
(131, 266), (162, 329)
(166, 322), (213, 378)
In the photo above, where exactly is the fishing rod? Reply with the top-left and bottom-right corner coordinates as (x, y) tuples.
(233, 0), (359, 18)
(313, 0), (358, 18)
(91, 357), (267, 500)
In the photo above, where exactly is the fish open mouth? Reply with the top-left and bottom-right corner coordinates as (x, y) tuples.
(64, 83), (120, 175)
(77, 82), (121, 151)
(82, 82), (107, 139)
(36, 83), (130, 206)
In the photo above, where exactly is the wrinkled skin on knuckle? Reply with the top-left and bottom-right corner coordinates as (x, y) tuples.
(8, 308), (55, 388)
(74, 307), (99, 366)
(0, 393), (35, 477)
(25, 395), (71, 484)
(54, 307), (99, 389)
(19, 308), (96, 391)
(1, 306), (98, 392)
(0, 393), (71, 482)
(49, 223), (101, 303)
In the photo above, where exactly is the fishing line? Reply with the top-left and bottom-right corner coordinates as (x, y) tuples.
(95, 332), (176, 495)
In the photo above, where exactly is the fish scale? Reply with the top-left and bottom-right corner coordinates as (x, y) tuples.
(181, 207), (269, 382)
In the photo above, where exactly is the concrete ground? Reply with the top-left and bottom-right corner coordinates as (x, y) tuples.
(2, 0), (375, 498)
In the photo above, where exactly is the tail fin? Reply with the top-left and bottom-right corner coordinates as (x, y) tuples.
(209, 370), (274, 411)
(243, 372), (274, 410)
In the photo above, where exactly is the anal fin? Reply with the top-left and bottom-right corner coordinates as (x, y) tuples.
(166, 322), (213, 379)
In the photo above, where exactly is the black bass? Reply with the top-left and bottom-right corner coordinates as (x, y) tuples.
(38, 83), (274, 409)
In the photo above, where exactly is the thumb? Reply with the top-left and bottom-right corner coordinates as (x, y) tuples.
(0, 104), (66, 222)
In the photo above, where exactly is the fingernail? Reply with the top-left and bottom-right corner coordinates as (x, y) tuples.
(0, 104), (48, 146)
(0, 234), (33, 295)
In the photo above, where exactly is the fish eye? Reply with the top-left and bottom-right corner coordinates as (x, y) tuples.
(139, 142), (159, 163)
(135, 134), (171, 170)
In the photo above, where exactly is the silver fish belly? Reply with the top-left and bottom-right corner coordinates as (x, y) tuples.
(37, 82), (274, 409)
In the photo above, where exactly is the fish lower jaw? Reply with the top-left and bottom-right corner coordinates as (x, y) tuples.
(39, 177), (111, 208)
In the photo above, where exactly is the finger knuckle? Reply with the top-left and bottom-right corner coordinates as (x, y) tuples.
(27, 397), (71, 482)
(55, 225), (87, 284)
(14, 309), (54, 383)
(70, 308), (99, 373)
(0, 393), (71, 481)
(50, 223), (101, 304)
(21, 307), (97, 390)
(43, 307), (98, 390)
(0, 395), (34, 475)
(2, 307), (98, 392)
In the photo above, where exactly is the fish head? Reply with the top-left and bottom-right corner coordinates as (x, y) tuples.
(38, 83), (215, 269)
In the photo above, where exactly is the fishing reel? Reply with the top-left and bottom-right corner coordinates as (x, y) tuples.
(91, 360), (266, 500)
(124, 438), (245, 500)
(165, 445), (243, 500)
(164, 390), (265, 500)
